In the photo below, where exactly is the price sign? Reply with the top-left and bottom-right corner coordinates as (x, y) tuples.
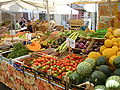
(70, 39), (75, 49)
(66, 38), (75, 48)
(26, 33), (32, 40)
(66, 38), (70, 47)
(10, 30), (16, 35)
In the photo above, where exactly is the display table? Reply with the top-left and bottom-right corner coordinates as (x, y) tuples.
(0, 60), (64, 90)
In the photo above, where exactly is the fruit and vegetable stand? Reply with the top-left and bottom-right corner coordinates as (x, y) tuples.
(1, 27), (120, 90)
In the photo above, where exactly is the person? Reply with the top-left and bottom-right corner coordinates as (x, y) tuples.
(15, 20), (21, 30)
(19, 17), (27, 28)
(49, 19), (56, 30)
(27, 20), (33, 33)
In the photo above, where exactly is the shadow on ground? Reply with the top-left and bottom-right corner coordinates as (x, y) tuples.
(0, 82), (11, 90)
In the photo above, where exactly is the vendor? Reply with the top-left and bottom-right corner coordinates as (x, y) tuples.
(49, 19), (56, 30)
(27, 20), (34, 33)
(15, 20), (21, 30)
(19, 17), (27, 28)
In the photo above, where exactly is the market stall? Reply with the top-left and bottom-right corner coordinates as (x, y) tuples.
(1, 0), (120, 90)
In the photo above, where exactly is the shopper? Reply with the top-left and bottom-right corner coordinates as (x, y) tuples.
(19, 17), (27, 28)
(15, 20), (21, 30)
(27, 20), (33, 33)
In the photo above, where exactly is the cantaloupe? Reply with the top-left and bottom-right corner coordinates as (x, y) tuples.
(100, 45), (106, 53)
(107, 27), (113, 32)
(109, 55), (117, 67)
(113, 42), (118, 47)
(102, 48), (116, 59)
(104, 39), (113, 48)
(26, 41), (41, 51)
(88, 52), (101, 60)
(112, 46), (119, 53)
(113, 29), (120, 37)
(117, 51), (120, 56)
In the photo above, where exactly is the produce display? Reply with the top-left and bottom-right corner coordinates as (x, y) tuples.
(19, 54), (85, 79)
(7, 43), (29, 59)
(26, 41), (41, 51)
(74, 39), (104, 54)
(1, 26), (120, 90)
(0, 20), (11, 27)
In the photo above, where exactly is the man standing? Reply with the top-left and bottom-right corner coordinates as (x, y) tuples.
(19, 17), (27, 28)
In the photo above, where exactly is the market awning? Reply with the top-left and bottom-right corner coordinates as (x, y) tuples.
(50, 5), (79, 14)
(0, 0), (53, 12)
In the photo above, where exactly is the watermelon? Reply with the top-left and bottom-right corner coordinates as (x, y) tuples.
(113, 56), (120, 68)
(94, 85), (106, 90)
(113, 68), (120, 76)
(90, 71), (107, 85)
(106, 75), (120, 90)
(69, 71), (83, 85)
(97, 65), (112, 77)
(84, 58), (95, 68)
(96, 56), (107, 66)
(76, 62), (93, 77)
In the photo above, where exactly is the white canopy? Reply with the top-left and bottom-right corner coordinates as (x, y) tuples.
(50, 5), (79, 14)
(0, 0), (53, 12)
(49, 0), (78, 5)
(84, 4), (97, 12)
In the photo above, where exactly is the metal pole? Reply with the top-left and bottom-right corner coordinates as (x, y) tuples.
(13, 13), (16, 29)
(46, 0), (50, 31)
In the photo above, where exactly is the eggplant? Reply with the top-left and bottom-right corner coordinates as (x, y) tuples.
(78, 43), (84, 48)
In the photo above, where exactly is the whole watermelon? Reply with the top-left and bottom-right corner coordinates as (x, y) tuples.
(77, 62), (93, 77)
(90, 71), (107, 85)
(113, 68), (120, 76)
(94, 85), (107, 90)
(106, 75), (120, 90)
(113, 56), (120, 68)
(84, 58), (96, 68)
(97, 65), (112, 77)
(96, 56), (107, 66)
(69, 71), (83, 85)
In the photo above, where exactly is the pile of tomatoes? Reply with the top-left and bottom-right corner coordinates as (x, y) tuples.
(24, 54), (85, 79)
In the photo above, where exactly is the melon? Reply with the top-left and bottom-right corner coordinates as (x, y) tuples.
(113, 29), (120, 37)
(112, 46), (119, 53)
(97, 65), (112, 77)
(117, 51), (120, 56)
(76, 62), (92, 77)
(84, 58), (95, 68)
(106, 75), (120, 89)
(69, 71), (83, 85)
(113, 68), (120, 76)
(96, 56), (107, 66)
(100, 45), (106, 53)
(113, 56), (120, 68)
(90, 71), (107, 85)
(94, 85), (107, 90)
(102, 48), (116, 59)
(109, 55), (117, 67)
(26, 41), (41, 51)
(104, 39), (113, 48)
(88, 52), (101, 60)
